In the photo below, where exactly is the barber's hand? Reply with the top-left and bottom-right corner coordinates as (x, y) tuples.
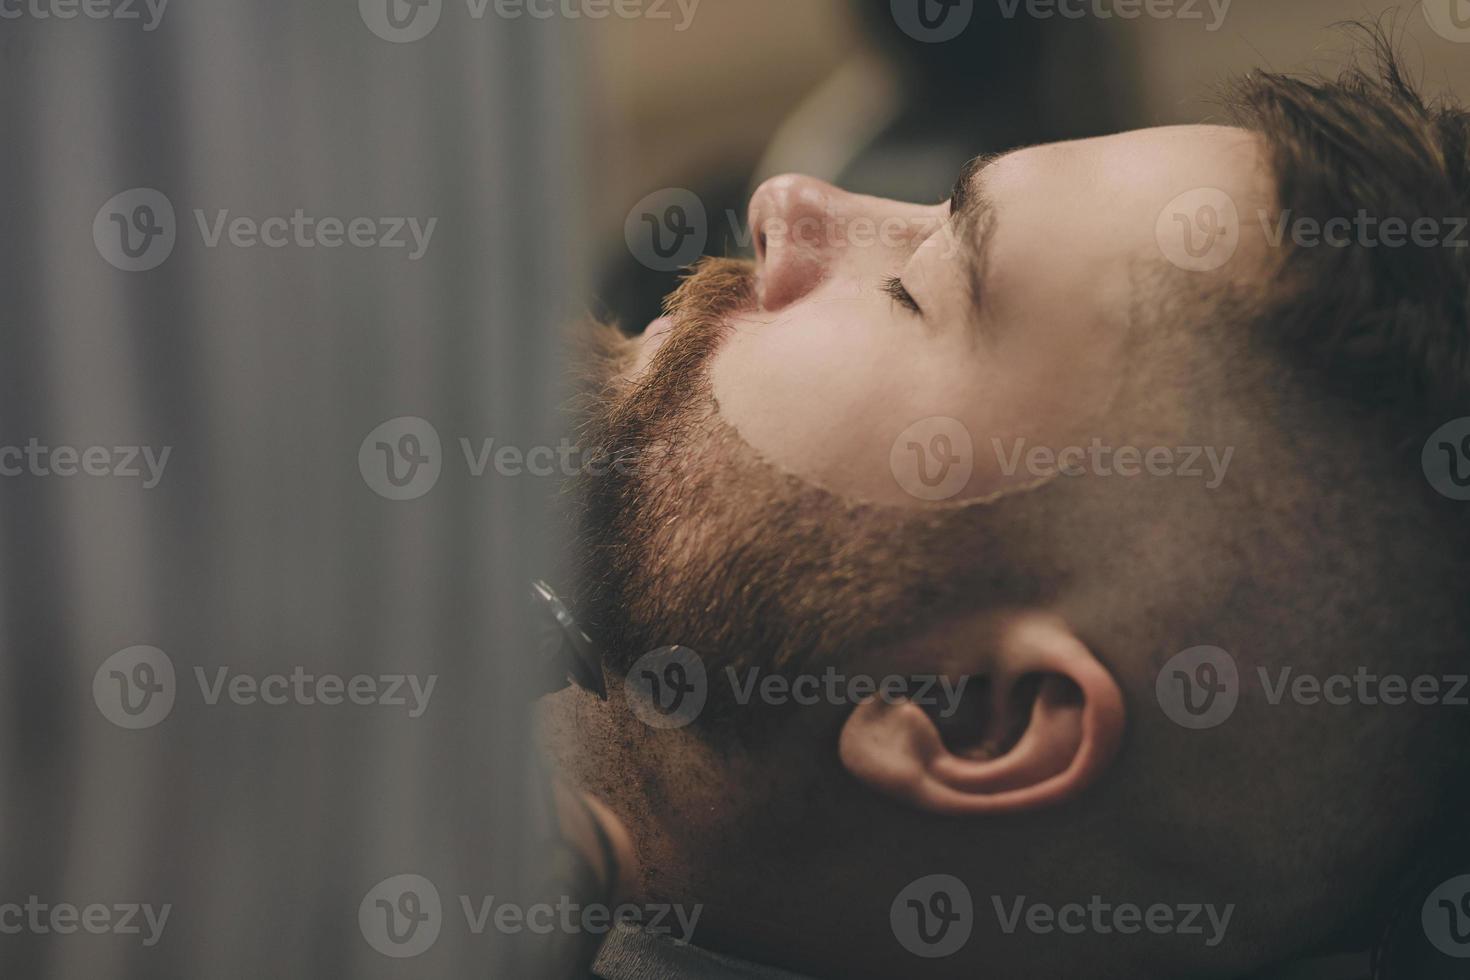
(502, 743), (636, 979)
(549, 779), (635, 905)
(513, 770), (636, 978)
(525, 580), (632, 975)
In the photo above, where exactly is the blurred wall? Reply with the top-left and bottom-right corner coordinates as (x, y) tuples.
(580, 0), (1470, 249)
(1123, 0), (1470, 122)
(0, 3), (581, 978)
(576, 0), (857, 237)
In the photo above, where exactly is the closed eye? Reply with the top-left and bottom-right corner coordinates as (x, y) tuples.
(882, 275), (922, 316)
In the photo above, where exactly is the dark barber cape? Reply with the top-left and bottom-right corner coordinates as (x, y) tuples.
(589, 924), (1373, 980)
(592, 924), (814, 980)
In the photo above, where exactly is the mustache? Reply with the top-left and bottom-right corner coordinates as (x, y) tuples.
(661, 256), (757, 343)
(574, 257), (756, 449)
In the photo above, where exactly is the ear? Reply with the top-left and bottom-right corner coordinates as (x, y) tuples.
(838, 612), (1124, 815)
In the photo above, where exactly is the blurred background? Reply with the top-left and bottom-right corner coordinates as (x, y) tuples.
(0, 1), (1467, 977)
(591, 0), (1470, 331)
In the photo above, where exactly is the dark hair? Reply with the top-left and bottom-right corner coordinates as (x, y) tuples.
(1226, 21), (1470, 979)
(1228, 22), (1470, 431)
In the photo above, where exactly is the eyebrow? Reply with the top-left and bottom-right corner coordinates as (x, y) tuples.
(949, 152), (1004, 334)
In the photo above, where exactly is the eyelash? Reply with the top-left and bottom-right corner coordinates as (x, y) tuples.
(882, 275), (922, 315)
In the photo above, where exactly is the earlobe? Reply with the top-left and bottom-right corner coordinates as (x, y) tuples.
(838, 613), (1125, 815)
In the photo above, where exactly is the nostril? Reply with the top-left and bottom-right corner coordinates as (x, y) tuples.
(746, 175), (837, 310)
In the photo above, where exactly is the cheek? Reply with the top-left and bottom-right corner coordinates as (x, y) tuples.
(707, 296), (1130, 509)
(710, 300), (988, 506)
(712, 304), (884, 495)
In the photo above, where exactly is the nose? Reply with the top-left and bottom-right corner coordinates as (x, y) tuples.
(748, 174), (847, 311)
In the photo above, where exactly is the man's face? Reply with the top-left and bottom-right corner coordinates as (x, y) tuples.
(579, 123), (1274, 680)
(632, 124), (1268, 507)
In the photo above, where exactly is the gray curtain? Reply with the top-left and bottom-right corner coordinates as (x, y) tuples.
(0, 3), (582, 976)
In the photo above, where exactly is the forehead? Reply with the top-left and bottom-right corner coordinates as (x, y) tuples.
(989, 124), (1268, 204)
(976, 125), (1274, 329)
(994, 124), (1272, 253)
